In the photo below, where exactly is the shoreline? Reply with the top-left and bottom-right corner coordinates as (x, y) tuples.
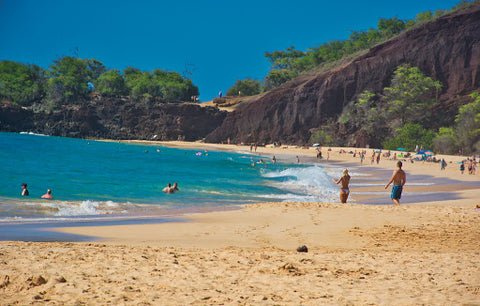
(2, 140), (479, 304)
(49, 140), (479, 244)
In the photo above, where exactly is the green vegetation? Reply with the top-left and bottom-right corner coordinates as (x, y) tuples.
(435, 92), (480, 154)
(337, 64), (441, 150)
(226, 78), (263, 96)
(0, 61), (47, 106)
(263, 0), (478, 90)
(334, 63), (480, 154)
(383, 123), (436, 152)
(0, 56), (199, 107)
(47, 56), (106, 104)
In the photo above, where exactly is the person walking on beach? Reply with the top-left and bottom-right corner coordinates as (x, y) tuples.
(41, 189), (53, 199)
(332, 169), (351, 204)
(385, 161), (406, 206)
(21, 183), (29, 196)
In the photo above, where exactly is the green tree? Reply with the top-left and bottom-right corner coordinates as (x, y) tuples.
(95, 69), (127, 96)
(0, 60), (46, 106)
(383, 64), (442, 126)
(265, 46), (305, 71)
(415, 11), (433, 24)
(454, 92), (480, 153)
(309, 129), (333, 146)
(433, 127), (457, 154)
(383, 123), (436, 151)
(47, 56), (106, 104)
(339, 90), (389, 146)
(153, 69), (199, 101)
(377, 16), (406, 37)
(226, 78), (263, 96)
(264, 70), (298, 91)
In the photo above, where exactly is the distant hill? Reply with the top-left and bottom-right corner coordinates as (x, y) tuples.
(205, 4), (480, 146)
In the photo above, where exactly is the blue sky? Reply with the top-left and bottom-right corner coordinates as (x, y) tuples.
(0, 0), (461, 101)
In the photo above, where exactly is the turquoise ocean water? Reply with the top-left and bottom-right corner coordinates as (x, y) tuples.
(0, 132), (339, 223)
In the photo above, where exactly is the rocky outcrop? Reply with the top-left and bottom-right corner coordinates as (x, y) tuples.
(0, 97), (226, 141)
(205, 5), (480, 145)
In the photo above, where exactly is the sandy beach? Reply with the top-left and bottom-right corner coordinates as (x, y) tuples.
(1, 142), (479, 305)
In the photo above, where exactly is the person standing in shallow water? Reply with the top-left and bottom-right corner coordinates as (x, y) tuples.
(332, 169), (351, 203)
(21, 183), (29, 196)
(385, 161), (406, 206)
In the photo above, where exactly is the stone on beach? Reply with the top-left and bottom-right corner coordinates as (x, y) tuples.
(296, 245), (308, 252)
(30, 275), (47, 286)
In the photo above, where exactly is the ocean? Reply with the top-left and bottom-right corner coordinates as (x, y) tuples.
(0, 132), (340, 224)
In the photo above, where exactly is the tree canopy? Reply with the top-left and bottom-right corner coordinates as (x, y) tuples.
(262, 1), (477, 90)
(226, 78), (263, 96)
(0, 60), (46, 106)
(0, 56), (199, 107)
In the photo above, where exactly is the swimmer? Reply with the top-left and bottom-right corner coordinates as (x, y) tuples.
(163, 183), (172, 194)
(21, 183), (29, 196)
(171, 182), (179, 193)
(41, 189), (53, 199)
(332, 169), (351, 203)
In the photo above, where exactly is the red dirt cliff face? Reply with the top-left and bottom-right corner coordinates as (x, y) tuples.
(205, 5), (480, 145)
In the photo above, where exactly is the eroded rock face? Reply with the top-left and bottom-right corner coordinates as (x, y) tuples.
(205, 5), (480, 145)
(0, 98), (226, 141)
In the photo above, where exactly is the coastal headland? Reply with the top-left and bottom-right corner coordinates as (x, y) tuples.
(1, 142), (479, 304)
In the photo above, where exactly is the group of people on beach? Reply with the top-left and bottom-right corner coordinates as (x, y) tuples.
(461, 158), (477, 175)
(21, 183), (53, 199)
(332, 161), (406, 206)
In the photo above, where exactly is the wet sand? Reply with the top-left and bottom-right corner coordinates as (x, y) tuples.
(1, 142), (479, 304)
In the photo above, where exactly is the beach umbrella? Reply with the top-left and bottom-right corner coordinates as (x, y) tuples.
(396, 148), (406, 151)
(424, 151), (435, 156)
(312, 143), (320, 147)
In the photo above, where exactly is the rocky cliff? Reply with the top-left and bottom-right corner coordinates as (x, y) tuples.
(205, 5), (480, 145)
(0, 97), (226, 141)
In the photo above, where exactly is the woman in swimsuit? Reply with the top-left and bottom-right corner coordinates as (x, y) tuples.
(332, 169), (351, 203)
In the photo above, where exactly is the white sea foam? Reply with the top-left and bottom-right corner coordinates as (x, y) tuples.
(31, 200), (127, 217)
(20, 131), (48, 136)
(262, 165), (338, 202)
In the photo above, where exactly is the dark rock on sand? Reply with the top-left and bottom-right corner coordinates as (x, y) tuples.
(30, 275), (47, 286)
(297, 245), (308, 253)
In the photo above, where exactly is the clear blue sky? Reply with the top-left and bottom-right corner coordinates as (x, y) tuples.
(0, 0), (461, 101)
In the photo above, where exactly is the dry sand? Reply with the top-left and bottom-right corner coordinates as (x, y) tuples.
(1, 142), (479, 305)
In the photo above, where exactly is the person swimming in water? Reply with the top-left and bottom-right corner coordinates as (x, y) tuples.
(163, 183), (172, 194)
(41, 189), (53, 199)
(163, 183), (179, 194)
(332, 169), (351, 203)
